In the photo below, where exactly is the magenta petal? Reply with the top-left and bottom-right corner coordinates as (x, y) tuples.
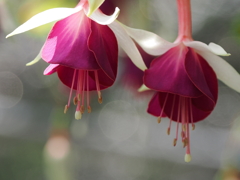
(184, 48), (217, 103)
(44, 64), (60, 75)
(147, 92), (167, 117)
(88, 21), (118, 81)
(41, 10), (100, 70)
(144, 45), (202, 97)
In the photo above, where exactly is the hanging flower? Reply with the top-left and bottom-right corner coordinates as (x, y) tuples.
(118, 0), (240, 162)
(6, 0), (146, 119)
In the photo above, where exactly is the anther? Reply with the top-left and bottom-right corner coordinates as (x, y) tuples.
(157, 117), (161, 124)
(80, 105), (85, 113)
(184, 154), (192, 163)
(192, 124), (195, 130)
(167, 127), (170, 135)
(75, 110), (82, 120)
(181, 131), (185, 138)
(173, 138), (177, 146)
(73, 97), (78, 105)
(87, 106), (92, 113)
(64, 105), (68, 114)
(183, 138), (188, 148)
(98, 96), (103, 104)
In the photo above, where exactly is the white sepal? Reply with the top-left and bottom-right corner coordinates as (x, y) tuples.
(122, 24), (176, 56)
(208, 42), (231, 56)
(197, 50), (240, 93)
(109, 21), (147, 71)
(89, 7), (120, 25)
(6, 6), (82, 38)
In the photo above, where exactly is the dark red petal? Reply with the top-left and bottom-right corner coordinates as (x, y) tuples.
(56, 66), (110, 91)
(144, 45), (202, 97)
(147, 92), (167, 117)
(184, 48), (217, 103)
(88, 21), (118, 82)
(41, 10), (100, 70)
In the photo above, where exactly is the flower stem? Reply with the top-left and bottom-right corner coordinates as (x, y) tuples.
(177, 0), (193, 41)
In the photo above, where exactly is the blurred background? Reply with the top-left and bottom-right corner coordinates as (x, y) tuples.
(0, 0), (240, 179)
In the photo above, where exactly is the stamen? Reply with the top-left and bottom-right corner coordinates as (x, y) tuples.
(94, 70), (102, 104)
(87, 106), (92, 113)
(189, 98), (194, 130)
(65, 69), (77, 112)
(73, 96), (78, 105)
(81, 70), (86, 109)
(173, 138), (177, 146)
(86, 70), (90, 110)
(168, 95), (176, 135)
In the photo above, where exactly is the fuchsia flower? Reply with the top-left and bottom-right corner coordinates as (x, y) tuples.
(121, 0), (240, 162)
(6, 0), (146, 119)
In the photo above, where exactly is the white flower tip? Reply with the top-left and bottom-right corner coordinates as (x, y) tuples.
(6, 33), (13, 38)
(184, 154), (192, 163)
(75, 111), (82, 120)
(138, 84), (150, 92)
(208, 42), (231, 56)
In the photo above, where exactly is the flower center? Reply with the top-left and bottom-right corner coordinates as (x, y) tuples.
(64, 69), (102, 119)
(158, 93), (195, 162)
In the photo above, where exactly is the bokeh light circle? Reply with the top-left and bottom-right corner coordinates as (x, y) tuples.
(0, 71), (23, 108)
(98, 100), (140, 141)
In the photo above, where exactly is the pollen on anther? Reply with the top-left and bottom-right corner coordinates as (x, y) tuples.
(73, 97), (78, 105)
(167, 127), (170, 135)
(80, 105), (85, 113)
(192, 124), (195, 130)
(157, 117), (161, 123)
(87, 106), (92, 113)
(173, 138), (177, 146)
(64, 105), (68, 114)
(98, 96), (103, 104)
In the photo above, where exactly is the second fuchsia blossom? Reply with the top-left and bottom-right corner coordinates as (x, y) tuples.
(120, 0), (240, 162)
(6, 0), (146, 119)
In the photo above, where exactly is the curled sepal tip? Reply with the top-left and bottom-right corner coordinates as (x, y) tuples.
(26, 48), (42, 66)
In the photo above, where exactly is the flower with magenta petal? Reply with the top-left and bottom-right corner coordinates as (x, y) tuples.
(6, 0), (147, 119)
(120, 0), (240, 162)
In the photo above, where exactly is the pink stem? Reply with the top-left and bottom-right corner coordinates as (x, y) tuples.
(177, 0), (193, 41)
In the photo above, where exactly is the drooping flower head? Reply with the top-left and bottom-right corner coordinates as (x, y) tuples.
(6, 0), (147, 120)
(121, 0), (240, 162)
